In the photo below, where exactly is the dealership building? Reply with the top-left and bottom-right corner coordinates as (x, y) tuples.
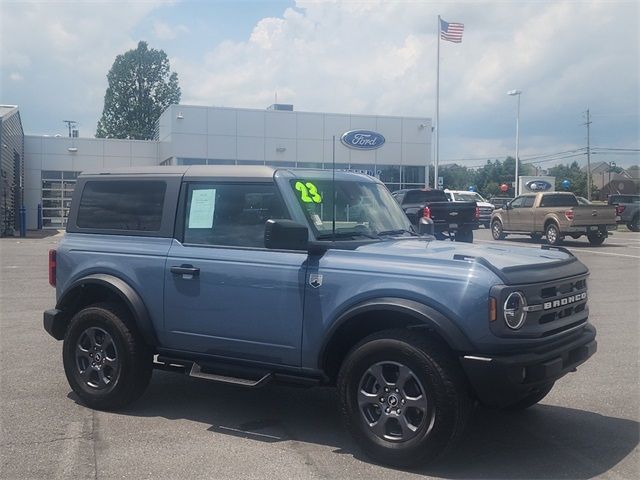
(1, 103), (431, 232)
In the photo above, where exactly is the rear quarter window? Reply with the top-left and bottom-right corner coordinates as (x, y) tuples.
(76, 180), (166, 231)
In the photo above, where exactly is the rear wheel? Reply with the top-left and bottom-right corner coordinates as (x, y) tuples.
(545, 223), (562, 246)
(628, 214), (639, 232)
(491, 220), (505, 240)
(337, 330), (472, 467)
(62, 302), (153, 410)
(587, 231), (606, 246)
(503, 383), (554, 411)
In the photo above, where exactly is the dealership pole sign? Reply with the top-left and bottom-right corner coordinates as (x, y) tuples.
(341, 130), (386, 150)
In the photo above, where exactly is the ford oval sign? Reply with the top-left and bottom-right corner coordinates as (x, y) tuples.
(526, 180), (553, 191)
(341, 130), (385, 150)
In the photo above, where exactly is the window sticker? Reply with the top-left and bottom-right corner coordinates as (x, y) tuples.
(188, 189), (216, 228)
(294, 181), (322, 203)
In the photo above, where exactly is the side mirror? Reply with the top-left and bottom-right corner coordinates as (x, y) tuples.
(504, 202), (512, 210)
(265, 219), (309, 250)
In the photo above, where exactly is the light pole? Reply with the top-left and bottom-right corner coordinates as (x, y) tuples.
(608, 161), (616, 191)
(507, 90), (522, 196)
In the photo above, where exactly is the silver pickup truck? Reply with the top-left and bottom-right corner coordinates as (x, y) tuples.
(491, 192), (617, 245)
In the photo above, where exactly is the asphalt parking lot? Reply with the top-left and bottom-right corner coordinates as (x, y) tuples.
(1, 229), (638, 479)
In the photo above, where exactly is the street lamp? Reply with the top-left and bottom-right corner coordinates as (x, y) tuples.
(507, 90), (522, 196)
(608, 161), (616, 189)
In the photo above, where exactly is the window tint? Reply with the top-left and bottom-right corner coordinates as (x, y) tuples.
(404, 190), (448, 204)
(539, 194), (578, 207)
(77, 181), (166, 231)
(522, 196), (535, 208)
(184, 183), (290, 248)
(510, 197), (525, 208)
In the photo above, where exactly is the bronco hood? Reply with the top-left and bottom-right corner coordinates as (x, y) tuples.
(354, 239), (588, 285)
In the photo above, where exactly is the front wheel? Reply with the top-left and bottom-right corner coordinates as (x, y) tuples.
(491, 220), (505, 240)
(545, 223), (562, 246)
(62, 303), (153, 410)
(337, 330), (472, 468)
(587, 231), (606, 246)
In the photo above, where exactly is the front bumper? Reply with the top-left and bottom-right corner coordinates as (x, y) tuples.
(460, 324), (597, 408)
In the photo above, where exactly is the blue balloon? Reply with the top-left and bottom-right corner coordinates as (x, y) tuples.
(468, 185), (476, 192)
(561, 179), (571, 190)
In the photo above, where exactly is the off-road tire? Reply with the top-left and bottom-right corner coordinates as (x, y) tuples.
(491, 220), (506, 240)
(545, 222), (562, 246)
(63, 302), (153, 410)
(337, 329), (473, 468)
(503, 382), (554, 411)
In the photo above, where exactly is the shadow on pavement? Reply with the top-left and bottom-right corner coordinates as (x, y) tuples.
(76, 370), (639, 478)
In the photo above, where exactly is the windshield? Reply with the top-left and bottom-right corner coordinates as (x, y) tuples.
(290, 179), (414, 239)
(452, 192), (486, 202)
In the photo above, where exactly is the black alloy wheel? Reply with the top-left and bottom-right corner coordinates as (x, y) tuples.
(63, 303), (153, 410)
(338, 330), (472, 467)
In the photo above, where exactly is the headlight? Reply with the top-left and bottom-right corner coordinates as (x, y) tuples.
(503, 291), (527, 329)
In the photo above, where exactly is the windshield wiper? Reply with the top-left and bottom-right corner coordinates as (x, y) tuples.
(376, 229), (418, 237)
(316, 231), (378, 240)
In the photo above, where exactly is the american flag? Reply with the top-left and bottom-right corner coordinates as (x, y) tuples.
(440, 18), (464, 43)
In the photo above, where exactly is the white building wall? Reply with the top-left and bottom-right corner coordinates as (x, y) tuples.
(23, 135), (159, 229)
(158, 105), (431, 171)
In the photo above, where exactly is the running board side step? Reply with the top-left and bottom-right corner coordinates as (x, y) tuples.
(189, 362), (273, 388)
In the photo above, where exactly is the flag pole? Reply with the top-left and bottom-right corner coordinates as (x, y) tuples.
(435, 15), (440, 189)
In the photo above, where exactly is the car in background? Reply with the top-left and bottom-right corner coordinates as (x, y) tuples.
(607, 194), (640, 205)
(444, 190), (494, 228)
(615, 199), (640, 232)
(392, 188), (478, 242)
(490, 196), (514, 210)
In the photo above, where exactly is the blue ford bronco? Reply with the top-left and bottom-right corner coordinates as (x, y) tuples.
(44, 166), (596, 467)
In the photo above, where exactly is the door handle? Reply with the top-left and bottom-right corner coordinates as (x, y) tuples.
(171, 265), (200, 277)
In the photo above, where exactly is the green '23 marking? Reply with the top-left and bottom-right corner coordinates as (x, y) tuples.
(295, 181), (322, 203)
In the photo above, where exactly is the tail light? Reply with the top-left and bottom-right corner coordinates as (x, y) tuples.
(616, 205), (625, 215)
(564, 210), (574, 221)
(48, 249), (56, 287)
(475, 206), (480, 220)
(422, 206), (432, 219)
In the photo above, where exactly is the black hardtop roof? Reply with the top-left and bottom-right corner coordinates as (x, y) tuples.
(78, 165), (380, 183)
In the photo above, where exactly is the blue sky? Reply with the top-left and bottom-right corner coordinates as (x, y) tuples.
(1, 0), (638, 168)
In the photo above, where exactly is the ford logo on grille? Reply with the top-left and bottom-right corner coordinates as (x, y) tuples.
(526, 180), (553, 191)
(341, 130), (386, 150)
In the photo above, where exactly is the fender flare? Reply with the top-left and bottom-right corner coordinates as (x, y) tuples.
(318, 297), (474, 369)
(56, 274), (157, 346)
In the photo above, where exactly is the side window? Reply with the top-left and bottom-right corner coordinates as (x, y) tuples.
(510, 196), (525, 208)
(522, 196), (535, 208)
(183, 183), (290, 248)
(76, 180), (166, 231)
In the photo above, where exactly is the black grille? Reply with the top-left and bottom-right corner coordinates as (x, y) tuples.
(491, 273), (589, 339)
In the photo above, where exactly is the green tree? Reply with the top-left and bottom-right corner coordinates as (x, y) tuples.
(96, 41), (181, 140)
(547, 161), (598, 198)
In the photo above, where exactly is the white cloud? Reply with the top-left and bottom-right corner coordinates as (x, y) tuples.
(173, 0), (638, 162)
(153, 20), (189, 40)
(9, 72), (23, 82)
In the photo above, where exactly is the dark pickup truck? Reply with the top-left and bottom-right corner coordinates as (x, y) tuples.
(392, 188), (478, 242)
